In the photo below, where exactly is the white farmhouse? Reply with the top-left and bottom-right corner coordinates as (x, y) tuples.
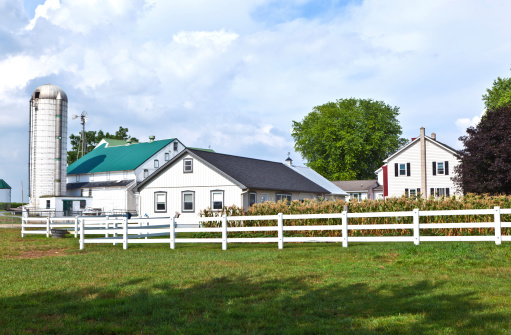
(135, 149), (342, 218)
(375, 127), (461, 199)
(66, 137), (185, 214)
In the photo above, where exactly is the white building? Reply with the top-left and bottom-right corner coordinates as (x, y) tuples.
(28, 84), (68, 209)
(135, 149), (340, 218)
(376, 127), (461, 199)
(0, 179), (11, 208)
(331, 180), (381, 201)
(66, 137), (186, 214)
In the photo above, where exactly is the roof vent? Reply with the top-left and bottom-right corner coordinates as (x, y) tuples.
(285, 152), (293, 166)
(431, 133), (436, 140)
(149, 135), (155, 143)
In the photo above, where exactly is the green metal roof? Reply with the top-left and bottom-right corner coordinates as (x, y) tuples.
(103, 138), (128, 147)
(187, 147), (215, 153)
(0, 179), (11, 189)
(68, 139), (174, 174)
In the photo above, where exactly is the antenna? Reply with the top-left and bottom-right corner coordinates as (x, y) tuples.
(72, 111), (88, 158)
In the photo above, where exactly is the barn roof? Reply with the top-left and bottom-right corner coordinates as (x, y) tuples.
(67, 139), (174, 174)
(0, 179), (11, 189)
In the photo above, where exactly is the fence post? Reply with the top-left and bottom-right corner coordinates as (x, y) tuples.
(46, 217), (50, 237)
(341, 210), (348, 248)
(146, 221), (149, 240)
(79, 218), (84, 250)
(494, 206), (501, 245)
(113, 222), (118, 246)
(278, 213), (284, 249)
(123, 217), (128, 250)
(105, 221), (109, 238)
(413, 208), (420, 245)
(222, 214), (228, 250)
(74, 216), (79, 238)
(170, 217), (176, 249)
(21, 218), (25, 237)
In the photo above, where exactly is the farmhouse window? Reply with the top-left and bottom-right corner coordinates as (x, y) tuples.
(174, 142), (178, 151)
(394, 163), (410, 177)
(410, 189), (416, 198)
(182, 191), (195, 212)
(165, 153), (170, 161)
(276, 193), (292, 202)
(46, 200), (50, 209)
(183, 159), (193, 173)
(261, 193), (269, 202)
(144, 169), (149, 178)
(154, 159), (159, 168)
(211, 191), (224, 210)
(155, 192), (167, 212)
(80, 200), (86, 209)
(76, 175), (80, 182)
(249, 192), (257, 207)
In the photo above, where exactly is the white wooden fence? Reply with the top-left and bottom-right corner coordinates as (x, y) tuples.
(69, 207), (511, 250)
(21, 207), (511, 249)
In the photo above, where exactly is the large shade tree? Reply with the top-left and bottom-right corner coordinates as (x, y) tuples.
(454, 106), (511, 194)
(482, 70), (511, 110)
(292, 98), (407, 180)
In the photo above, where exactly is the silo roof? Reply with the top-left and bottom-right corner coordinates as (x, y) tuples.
(0, 179), (11, 189)
(67, 139), (175, 174)
(32, 84), (68, 101)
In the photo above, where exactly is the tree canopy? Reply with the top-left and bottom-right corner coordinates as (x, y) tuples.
(292, 98), (407, 180)
(454, 105), (511, 195)
(482, 70), (511, 110)
(67, 126), (138, 165)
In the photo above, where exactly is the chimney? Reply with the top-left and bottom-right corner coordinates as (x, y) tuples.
(285, 152), (293, 166)
(149, 135), (155, 143)
(431, 133), (436, 140)
(126, 138), (132, 146)
(420, 127), (427, 198)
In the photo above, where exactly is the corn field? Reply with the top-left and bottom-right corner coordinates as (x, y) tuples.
(199, 194), (511, 237)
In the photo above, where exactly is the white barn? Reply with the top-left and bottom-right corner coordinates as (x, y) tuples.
(376, 127), (461, 199)
(135, 149), (341, 218)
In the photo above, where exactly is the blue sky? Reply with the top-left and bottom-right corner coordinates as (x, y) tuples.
(1, 0), (511, 202)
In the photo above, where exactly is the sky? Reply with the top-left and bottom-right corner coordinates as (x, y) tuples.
(1, 0), (511, 203)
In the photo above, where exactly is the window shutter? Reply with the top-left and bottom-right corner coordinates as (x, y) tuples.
(405, 188), (409, 197)
(446, 188), (450, 196)
(417, 188), (421, 196)
(395, 163), (398, 177)
(432, 162), (436, 175)
(407, 163), (411, 176)
(445, 161), (449, 175)
(430, 188), (434, 197)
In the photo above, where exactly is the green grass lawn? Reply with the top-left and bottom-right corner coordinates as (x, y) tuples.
(1, 229), (511, 334)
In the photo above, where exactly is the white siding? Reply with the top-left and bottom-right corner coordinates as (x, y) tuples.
(425, 141), (460, 196)
(139, 153), (242, 218)
(0, 189), (10, 203)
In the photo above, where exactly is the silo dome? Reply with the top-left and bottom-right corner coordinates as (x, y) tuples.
(32, 84), (68, 102)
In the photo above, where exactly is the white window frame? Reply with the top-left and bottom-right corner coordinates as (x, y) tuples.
(211, 190), (224, 211)
(276, 193), (292, 202)
(165, 152), (170, 161)
(154, 159), (159, 168)
(76, 175), (80, 182)
(399, 164), (406, 176)
(437, 162), (445, 175)
(182, 191), (195, 212)
(174, 142), (178, 151)
(144, 169), (149, 178)
(155, 192), (167, 212)
(261, 193), (269, 202)
(183, 158), (193, 173)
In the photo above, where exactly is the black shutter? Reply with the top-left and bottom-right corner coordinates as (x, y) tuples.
(395, 163), (398, 177)
(407, 163), (411, 176)
(405, 188), (409, 197)
(432, 162), (436, 175)
(446, 188), (450, 197)
(445, 161), (449, 175)
(430, 188), (434, 197)
(417, 188), (421, 196)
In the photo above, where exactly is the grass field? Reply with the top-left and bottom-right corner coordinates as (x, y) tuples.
(1, 229), (511, 334)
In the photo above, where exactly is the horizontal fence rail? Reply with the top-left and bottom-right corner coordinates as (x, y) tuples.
(21, 207), (511, 250)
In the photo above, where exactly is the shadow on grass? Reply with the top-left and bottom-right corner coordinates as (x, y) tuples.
(1, 276), (507, 334)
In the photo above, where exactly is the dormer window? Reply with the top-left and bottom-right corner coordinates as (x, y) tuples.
(184, 158), (193, 173)
(144, 169), (149, 178)
(174, 142), (178, 151)
(165, 153), (170, 161)
(154, 159), (159, 168)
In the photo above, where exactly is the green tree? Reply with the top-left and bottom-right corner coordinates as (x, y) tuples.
(482, 70), (511, 110)
(67, 126), (138, 165)
(292, 98), (407, 180)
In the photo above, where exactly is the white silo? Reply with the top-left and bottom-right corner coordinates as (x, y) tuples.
(28, 84), (68, 209)
(0, 179), (11, 208)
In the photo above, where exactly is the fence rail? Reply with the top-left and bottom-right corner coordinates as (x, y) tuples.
(21, 207), (511, 250)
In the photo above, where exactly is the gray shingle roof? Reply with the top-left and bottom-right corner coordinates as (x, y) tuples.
(331, 180), (379, 192)
(67, 180), (135, 189)
(189, 149), (329, 193)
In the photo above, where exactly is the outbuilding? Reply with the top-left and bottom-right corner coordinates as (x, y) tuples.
(0, 179), (12, 209)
